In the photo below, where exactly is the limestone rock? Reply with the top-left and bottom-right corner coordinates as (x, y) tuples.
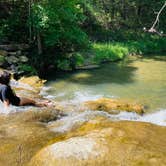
(0, 110), (57, 166)
(28, 120), (166, 166)
(84, 98), (144, 114)
(18, 76), (46, 92)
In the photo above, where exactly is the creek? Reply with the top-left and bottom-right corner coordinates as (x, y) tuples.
(41, 55), (166, 126)
(0, 55), (166, 166)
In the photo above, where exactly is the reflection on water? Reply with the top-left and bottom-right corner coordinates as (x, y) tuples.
(44, 55), (166, 112)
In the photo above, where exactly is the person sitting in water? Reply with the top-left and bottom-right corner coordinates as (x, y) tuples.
(0, 71), (50, 108)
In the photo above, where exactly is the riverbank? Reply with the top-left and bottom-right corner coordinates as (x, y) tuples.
(0, 37), (165, 76)
(80, 37), (166, 65)
(57, 37), (166, 71)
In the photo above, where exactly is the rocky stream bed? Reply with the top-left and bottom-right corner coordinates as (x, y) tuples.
(0, 74), (165, 166)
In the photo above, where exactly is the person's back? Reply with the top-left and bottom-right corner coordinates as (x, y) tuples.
(0, 71), (52, 108)
(0, 83), (20, 106)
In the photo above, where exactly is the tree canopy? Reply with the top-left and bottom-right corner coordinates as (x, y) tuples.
(0, 0), (165, 75)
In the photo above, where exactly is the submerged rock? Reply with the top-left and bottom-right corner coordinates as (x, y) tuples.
(84, 98), (144, 114)
(28, 119), (166, 166)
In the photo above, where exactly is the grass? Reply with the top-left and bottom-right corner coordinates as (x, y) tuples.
(88, 37), (166, 64)
(92, 42), (129, 63)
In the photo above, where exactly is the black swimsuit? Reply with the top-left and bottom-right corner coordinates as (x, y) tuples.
(0, 84), (20, 106)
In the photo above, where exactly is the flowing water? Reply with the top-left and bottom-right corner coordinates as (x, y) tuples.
(43, 55), (166, 111)
(40, 55), (166, 126)
(0, 55), (166, 166)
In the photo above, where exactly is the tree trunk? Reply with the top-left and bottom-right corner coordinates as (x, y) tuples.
(37, 32), (42, 55)
(28, 0), (32, 43)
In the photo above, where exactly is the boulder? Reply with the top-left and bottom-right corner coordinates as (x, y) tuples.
(28, 120), (166, 166)
(16, 50), (22, 56)
(0, 50), (8, 56)
(8, 52), (17, 56)
(84, 98), (144, 114)
(5, 55), (20, 64)
(18, 76), (46, 92)
(20, 55), (29, 62)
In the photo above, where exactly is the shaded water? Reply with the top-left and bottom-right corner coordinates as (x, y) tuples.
(43, 55), (166, 113)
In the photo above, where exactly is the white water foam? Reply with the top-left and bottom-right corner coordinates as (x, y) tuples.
(0, 102), (17, 114)
(137, 109), (166, 126)
(48, 109), (166, 133)
(104, 109), (166, 126)
(72, 91), (103, 103)
(48, 111), (109, 133)
(0, 101), (36, 114)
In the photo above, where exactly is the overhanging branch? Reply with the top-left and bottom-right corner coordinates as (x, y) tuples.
(144, 1), (166, 36)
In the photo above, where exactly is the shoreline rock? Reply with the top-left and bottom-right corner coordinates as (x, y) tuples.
(84, 98), (144, 114)
(28, 120), (166, 166)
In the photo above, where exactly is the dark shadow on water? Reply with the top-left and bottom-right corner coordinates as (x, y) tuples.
(70, 64), (137, 85)
(140, 54), (166, 62)
(46, 55), (166, 85)
(47, 59), (138, 85)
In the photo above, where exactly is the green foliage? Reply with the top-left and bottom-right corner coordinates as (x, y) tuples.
(127, 37), (166, 55)
(85, 0), (166, 41)
(0, 1), (29, 42)
(31, 0), (89, 51)
(89, 37), (166, 64)
(0, 55), (5, 66)
(56, 52), (85, 70)
(0, 0), (166, 75)
(73, 52), (85, 66)
(18, 64), (37, 75)
(92, 43), (128, 63)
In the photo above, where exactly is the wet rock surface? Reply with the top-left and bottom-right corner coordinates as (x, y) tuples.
(0, 74), (165, 166)
(84, 98), (144, 114)
(29, 119), (166, 166)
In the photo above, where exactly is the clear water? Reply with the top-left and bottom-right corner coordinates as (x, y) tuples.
(43, 55), (166, 113)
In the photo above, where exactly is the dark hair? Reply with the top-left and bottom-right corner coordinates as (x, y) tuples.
(0, 71), (11, 85)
